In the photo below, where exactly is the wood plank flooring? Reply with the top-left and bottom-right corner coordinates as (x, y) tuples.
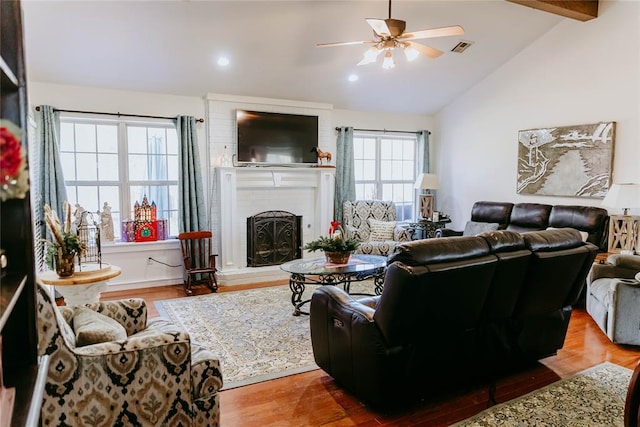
(100, 283), (640, 427)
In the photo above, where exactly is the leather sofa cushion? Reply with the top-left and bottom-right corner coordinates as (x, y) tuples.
(549, 205), (609, 249)
(389, 236), (490, 266)
(480, 230), (526, 253)
(470, 201), (513, 228)
(508, 203), (552, 231)
(522, 228), (583, 252)
(549, 205), (608, 231)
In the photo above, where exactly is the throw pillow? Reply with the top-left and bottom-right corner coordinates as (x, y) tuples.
(72, 307), (127, 347)
(463, 221), (500, 236)
(368, 219), (396, 241)
(546, 227), (589, 242)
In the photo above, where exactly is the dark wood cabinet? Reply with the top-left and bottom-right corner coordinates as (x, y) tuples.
(1, 1), (49, 425)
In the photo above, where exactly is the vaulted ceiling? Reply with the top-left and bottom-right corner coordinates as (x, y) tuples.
(22, 1), (595, 115)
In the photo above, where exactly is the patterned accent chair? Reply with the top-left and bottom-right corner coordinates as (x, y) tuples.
(342, 200), (413, 257)
(36, 281), (223, 427)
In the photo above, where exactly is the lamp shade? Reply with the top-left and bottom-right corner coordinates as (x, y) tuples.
(414, 173), (440, 190)
(602, 183), (640, 213)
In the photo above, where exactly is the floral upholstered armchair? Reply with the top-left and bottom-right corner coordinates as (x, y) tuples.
(342, 200), (413, 257)
(36, 281), (223, 426)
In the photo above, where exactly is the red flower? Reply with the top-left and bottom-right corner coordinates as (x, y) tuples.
(329, 221), (341, 235)
(0, 126), (23, 184)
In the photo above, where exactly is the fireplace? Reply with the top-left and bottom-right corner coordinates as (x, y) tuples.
(247, 210), (302, 267)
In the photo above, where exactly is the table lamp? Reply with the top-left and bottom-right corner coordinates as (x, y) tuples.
(601, 183), (640, 254)
(414, 173), (440, 220)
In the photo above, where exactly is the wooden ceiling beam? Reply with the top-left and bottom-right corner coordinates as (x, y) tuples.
(506, 0), (598, 21)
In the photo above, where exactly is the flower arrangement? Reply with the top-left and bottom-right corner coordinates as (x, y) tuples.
(42, 202), (85, 274)
(303, 221), (360, 253)
(0, 120), (29, 201)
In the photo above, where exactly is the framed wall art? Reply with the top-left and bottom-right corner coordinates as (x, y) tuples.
(516, 122), (615, 198)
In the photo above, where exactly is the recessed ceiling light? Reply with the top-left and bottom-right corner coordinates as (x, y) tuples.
(217, 56), (230, 67)
(348, 74), (359, 82)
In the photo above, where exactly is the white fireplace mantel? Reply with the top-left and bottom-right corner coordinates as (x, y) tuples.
(215, 166), (335, 285)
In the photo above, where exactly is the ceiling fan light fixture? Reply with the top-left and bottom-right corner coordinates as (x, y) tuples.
(403, 44), (420, 62)
(382, 50), (395, 70)
(357, 46), (381, 65)
(317, 0), (463, 70)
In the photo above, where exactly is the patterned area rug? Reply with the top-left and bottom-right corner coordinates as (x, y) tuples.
(453, 362), (632, 427)
(154, 282), (376, 390)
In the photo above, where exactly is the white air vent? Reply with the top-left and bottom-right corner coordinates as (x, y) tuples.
(451, 40), (474, 53)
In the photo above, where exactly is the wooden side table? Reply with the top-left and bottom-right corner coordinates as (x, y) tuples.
(39, 264), (121, 305)
(608, 215), (640, 254)
(409, 218), (452, 239)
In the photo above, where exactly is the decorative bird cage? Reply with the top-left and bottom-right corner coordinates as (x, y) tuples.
(76, 210), (102, 271)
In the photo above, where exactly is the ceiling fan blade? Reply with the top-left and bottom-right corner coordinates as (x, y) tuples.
(400, 25), (464, 41)
(407, 41), (443, 59)
(366, 18), (391, 36)
(317, 40), (374, 48)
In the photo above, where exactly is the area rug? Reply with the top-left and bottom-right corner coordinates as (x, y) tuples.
(154, 282), (375, 390)
(453, 362), (632, 427)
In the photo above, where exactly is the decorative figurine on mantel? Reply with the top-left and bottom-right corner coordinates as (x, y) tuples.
(313, 147), (333, 166)
(100, 202), (115, 243)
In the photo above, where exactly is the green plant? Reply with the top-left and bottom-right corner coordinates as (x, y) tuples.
(42, 202), (86, 270)
(304, 229), (360, 253)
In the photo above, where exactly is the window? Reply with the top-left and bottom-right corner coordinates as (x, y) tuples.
(353, 132), (417, 221)
(59, 116), (179, 241)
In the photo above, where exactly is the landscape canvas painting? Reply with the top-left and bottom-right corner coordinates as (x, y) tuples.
(516, 122), (615, 198)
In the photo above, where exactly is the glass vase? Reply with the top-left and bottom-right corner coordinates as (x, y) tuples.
(55, 250), (76, 277)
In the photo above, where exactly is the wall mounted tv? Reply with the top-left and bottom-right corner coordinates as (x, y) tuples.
(236, 109), (319, 165)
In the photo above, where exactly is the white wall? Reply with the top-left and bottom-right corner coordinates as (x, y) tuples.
(436, 0), (640, 230)
(332, 109), (434, 133)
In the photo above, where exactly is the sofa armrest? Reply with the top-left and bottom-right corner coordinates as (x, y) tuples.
(394, 224), (414, 242)
(311, 285), (375, 321)
(603, 278), (640, 344)
(74, 322), (190, 355)
(345, 225), (361, 240)
(588, 263), (639, 284)
(436, 228), (463, 238)
(309, 285), (409, 407)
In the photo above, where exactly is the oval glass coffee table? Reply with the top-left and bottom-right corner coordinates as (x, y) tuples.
(280, 254), (387, 316)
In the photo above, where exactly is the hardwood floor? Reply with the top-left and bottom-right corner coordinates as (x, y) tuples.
(100, 283), (640, 427)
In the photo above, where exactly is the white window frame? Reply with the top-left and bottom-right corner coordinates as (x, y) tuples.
(59, 114), (179, 241)
(353, 131), (419, 221)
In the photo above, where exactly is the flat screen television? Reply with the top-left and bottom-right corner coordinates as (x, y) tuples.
(236, 109), (318, 165)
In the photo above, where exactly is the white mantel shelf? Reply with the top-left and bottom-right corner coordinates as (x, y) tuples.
(216, 166), (335, 285)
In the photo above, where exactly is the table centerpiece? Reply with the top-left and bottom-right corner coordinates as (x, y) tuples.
(42, 202), (85, 277)
(303, 221), (360, 264)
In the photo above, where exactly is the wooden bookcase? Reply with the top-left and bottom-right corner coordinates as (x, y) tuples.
(0, 0), (49, 425)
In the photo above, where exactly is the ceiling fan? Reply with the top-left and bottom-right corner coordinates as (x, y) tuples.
(317, 0), (464, 69)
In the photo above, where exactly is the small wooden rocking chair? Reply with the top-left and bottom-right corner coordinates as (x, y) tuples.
(178, 231), (219, 295)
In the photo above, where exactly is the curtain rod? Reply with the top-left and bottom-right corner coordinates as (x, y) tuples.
(34, 106), (204, 123)
(335, 127), (430, 135)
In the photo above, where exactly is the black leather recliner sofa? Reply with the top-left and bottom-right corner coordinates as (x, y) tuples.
(309, 228), (598, 408)
(437, 201), (609, 251)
